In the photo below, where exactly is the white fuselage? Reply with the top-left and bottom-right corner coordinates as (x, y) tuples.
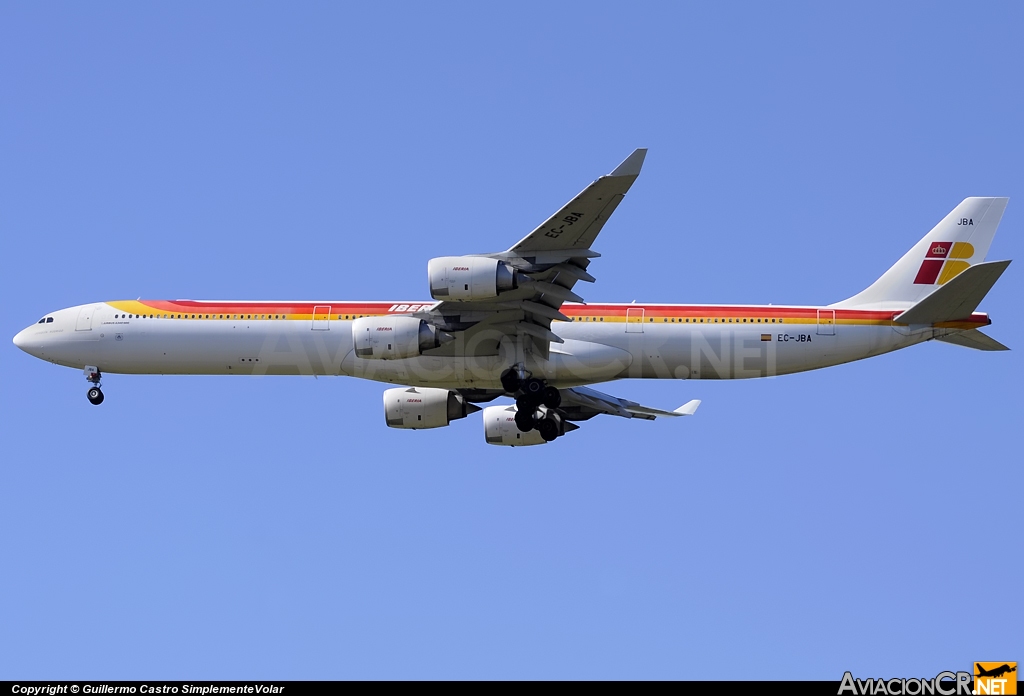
(14, 300), (978, 389)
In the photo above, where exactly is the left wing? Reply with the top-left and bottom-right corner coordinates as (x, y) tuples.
(558, 385), (701, 422)
(421, 149), (647, 359)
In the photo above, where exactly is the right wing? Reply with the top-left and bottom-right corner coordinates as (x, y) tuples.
(508, 148), (647, 256)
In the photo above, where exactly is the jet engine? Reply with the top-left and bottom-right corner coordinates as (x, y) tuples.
(428, 256), (518, 301)
(482, 405), (547, 446)
(353, 316), (449, 360)
(384, 387), (480, 429)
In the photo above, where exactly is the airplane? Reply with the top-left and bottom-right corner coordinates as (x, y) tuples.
(12, 149), (1012, 446)
(976, 664), (1017, 679)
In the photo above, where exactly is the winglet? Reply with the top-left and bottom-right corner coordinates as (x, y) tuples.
(673, 399), (701, 416)
(609, 148), (647, 177)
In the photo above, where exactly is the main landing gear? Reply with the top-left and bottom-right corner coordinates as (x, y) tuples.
(85, 366), (104, 405)
(501, 367), (564, 442)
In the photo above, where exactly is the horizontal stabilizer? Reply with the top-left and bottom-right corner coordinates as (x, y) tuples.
(895, 260), (1011, 325)
(936, 330), (1009, 351)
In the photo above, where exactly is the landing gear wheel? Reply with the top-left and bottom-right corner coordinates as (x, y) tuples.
(516, 395), (537, 412)
(514, 409), (535, 432)
(523, 378), (545, 398)
(541, 386), (561, 409)
(500, 368), (521, 394)
(537, 417), (559, 442)
(87, 387), (104, 405)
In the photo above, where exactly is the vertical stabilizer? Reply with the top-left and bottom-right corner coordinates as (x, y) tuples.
(832, 197), (1008, 310)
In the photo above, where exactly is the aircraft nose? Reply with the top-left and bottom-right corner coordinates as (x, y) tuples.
(13, 326), (41, 355)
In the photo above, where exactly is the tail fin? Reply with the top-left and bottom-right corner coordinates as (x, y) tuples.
(832, 197), (1008, 309)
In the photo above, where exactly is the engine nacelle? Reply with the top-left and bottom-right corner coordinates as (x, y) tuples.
(428, 256), (518, 301)
(353, 316), (447, 360)
(384, 387), (479, 429)
(482, 405), (547, 446)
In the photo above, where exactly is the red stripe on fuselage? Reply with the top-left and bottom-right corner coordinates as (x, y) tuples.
(131, 300), (989, 325)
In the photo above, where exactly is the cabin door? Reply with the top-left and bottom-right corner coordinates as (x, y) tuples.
(75, 305), (96, 332)
(625, 307), (645, 333)
(817, 309), (836, 336)
(312, 305), (332, 330)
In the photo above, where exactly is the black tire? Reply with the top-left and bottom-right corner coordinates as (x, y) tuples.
(516, 395), (537, 412)
(500, 369), (521, 393)
(514, 408), (534, 432)
(537, 417), (559, 442)
(524, 378), (545, 397)
(541, 386), (561, 409)
(87, 387), (104, 405)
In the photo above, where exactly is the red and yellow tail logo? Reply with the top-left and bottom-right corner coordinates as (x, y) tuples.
(913, 241), (974, 285)
(975, 662), (1017, 695)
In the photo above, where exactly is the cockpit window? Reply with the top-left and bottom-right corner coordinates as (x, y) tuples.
(46, 317), (53, 323)
(37, 317), (54, 324)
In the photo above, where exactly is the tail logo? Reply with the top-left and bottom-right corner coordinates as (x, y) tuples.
(914, 241), (975, 285)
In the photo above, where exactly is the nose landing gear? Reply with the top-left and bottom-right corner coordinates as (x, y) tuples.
(84, 366), (104, 405)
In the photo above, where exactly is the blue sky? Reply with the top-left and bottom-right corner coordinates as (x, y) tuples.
(2, 1), (1021, 679)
